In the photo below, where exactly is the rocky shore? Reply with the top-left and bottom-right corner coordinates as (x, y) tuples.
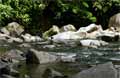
(0, 13), (120, 78)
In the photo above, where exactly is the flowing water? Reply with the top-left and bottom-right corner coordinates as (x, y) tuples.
(1, 41), (120, 78)
(20, 41), (120, 78)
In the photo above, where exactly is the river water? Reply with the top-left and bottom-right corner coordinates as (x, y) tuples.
(1, 41), (120, 78)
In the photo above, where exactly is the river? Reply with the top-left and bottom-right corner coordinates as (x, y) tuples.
(18, 41), (120, 78)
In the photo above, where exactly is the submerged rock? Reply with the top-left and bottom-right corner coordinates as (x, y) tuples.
(71, 62), (117, 78)
(0, 74), (16, 78)
(42, 68), (65, 78)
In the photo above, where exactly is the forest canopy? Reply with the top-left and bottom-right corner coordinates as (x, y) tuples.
(0, 0), (120, 34)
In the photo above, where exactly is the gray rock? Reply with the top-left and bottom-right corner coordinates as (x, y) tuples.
(21, 33), (42, 42)
(78, 24), (103, 33)
(43, 45), (56, 49)
(0, 22), (24, 37)
(1, 74), (16, 78)
(108, 13), (120, 32)
(6, 49), (25, 64)
(0, 60), (10, 75)
(49, 31), (83, 44)
(42, 68), (65, 78)
(0, 28), (10, 35)
(60, 24), (76, 32)
(117, 68), (120, 78)
(19, 43), (31, 48)
(80, 39), (108, 48)
(7, 37), (23, 43)
(71, 62), (117, 78)
(26, 49), (58, 64)
(10, 68), (19, 77)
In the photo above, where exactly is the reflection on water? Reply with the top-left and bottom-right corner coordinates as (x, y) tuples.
(18, 42), (120, 78)
(1, 41), (120, 78)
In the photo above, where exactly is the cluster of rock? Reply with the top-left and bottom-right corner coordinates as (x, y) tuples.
(0, 49), (28, 78)
(40, 62), (120, 78)
(0, 13), (120, 78)
(42, 13), (120, 48)
(26, 49), (77, 64)
(0, 22), (42, 43)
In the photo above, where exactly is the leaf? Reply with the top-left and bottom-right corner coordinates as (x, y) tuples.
(103, 7), (108, 13)
(82, 2), (89, 8)
(89, 17), (96, 22)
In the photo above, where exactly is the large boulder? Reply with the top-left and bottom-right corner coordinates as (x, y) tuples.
(76, 24), (103, 39)
(60, 24), (76, 32)
(97, 28), (119, 42)
(78, 24), (103, 33)
(0, 22), (24, 37)
(80, 39), (108, 48)
(43, 25), (60, 39)
(71, 62), (117, 78)
(108, 13), (120, 32)
(49, 31), (86, 44)
(42, 68), (65, 78)
(26, 49), (58, 64)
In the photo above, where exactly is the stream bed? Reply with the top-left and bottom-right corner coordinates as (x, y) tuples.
(1, 41), (120, 78)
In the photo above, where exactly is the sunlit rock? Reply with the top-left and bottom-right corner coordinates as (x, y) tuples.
(108, 13), (120, 32)
(49, 31), (86, 44)
(0, 22), (24, 37)
(78, 24), (103, 33)
(97, 27), (119, 42)
(60, 24), (76, 32)
(21, 33), (42, 42)
(43, 25), (60, 39)
(7, 37), (23, 43)
(0, 27), (10, 35)
(80, 39), (108, 48)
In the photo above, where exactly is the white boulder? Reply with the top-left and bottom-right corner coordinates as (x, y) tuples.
(80, 39), (108, 48)
(60, 24), (76, 32)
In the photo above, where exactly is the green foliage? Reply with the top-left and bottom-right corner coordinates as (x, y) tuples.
(43, 0), (96, 28)
(0, 4), (13, 26)
(0, 0), (119, 33)
(92, 0), (120, 29)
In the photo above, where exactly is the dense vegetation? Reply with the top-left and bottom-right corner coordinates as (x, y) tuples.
(0, 0), (120, 34)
